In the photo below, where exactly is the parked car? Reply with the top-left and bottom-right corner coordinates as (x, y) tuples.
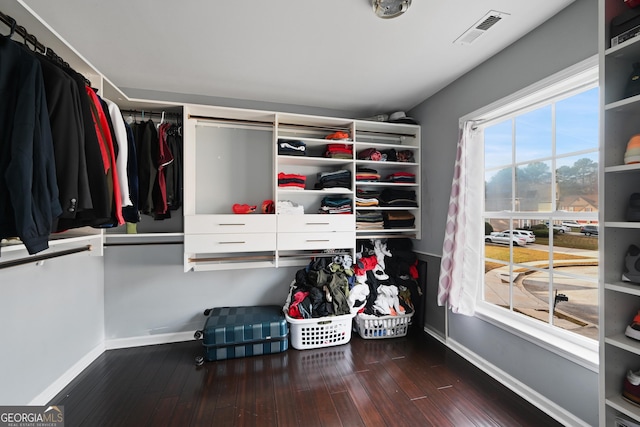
(493, 229), (536, 243)
(545, 223), (570, 233)
(561, 221), (581, 228)
(485, 232), (527, 246)
(580, 225), (599, 236)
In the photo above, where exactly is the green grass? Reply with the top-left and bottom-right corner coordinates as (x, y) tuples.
(534, 232), (598, 251)
(484, 245), (593, 273)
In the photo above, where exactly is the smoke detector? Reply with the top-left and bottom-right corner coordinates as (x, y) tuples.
(372, 0), (411, 19)
(454, 10), (509, 45)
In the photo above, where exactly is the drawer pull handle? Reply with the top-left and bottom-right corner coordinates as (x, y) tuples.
(306, 239), (330, 242)
(306, 222), (330, 226)
(220, 241), (245, 244)
(219, 223), (245, 226)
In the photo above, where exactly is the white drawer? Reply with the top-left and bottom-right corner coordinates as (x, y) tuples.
(277, 231), (354, 251)
(185, 233), (276, 253)
(277, 214), (354, 233)
(185, 215), (276, 234)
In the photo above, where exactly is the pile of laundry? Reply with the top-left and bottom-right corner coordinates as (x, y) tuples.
(283, 238), (420, 320)
(351, 238), (419, 317)
(284, 254), (354, 319)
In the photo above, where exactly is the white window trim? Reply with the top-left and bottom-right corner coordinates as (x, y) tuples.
(461, 55), (600, 371)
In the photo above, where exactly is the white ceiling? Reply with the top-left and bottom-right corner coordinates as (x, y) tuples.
(20, 0), (575, 115)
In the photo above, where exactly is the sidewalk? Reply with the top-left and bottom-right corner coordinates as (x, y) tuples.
(484, 257), (599, 340)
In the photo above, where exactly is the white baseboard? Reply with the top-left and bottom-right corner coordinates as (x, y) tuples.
(423, 325), (446, 345)
(105, 331), (195, 350)
(447, 338), (590, 427)
(29, 342), (105, 406)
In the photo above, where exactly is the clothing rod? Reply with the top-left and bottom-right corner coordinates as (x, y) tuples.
(356, 234), (416, 240)
(0, 9), (87, 85)
(0, 12), (45, 53)
(189, 115), (273, 126)
(122, 109), (182, 116)
(278, 122), (351, 132)
(355, 129), (418, 139)
(104, 241), (182, 247)
(0, 244), (92, 270)
(190, 255), (275, 263)
(279, 252), (351, 258)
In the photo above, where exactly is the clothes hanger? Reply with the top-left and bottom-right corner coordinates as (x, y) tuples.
(0, 15), (16, 38)
(157, 111), (165, 129)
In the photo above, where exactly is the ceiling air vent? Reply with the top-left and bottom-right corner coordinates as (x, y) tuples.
(453, 10), (509, 45)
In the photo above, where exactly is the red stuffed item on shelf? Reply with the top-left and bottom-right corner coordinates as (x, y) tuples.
(626, 0), (640, 8)
(232, 204), (256, 214)
(261, 199), (275, 214)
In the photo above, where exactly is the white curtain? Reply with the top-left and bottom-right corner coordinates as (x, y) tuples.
(437, 121), (484, 316)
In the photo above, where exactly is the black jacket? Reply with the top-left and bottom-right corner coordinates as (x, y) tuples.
(0, 38), (62, 254)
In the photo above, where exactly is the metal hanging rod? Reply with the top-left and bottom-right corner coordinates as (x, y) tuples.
(189, 115), (274, 126)
(0, 245), (92, 270)
(356, 234), (416, 240)
(0, 9), (89, 85)
(122, 109), (182, 118)
(0, 10), (45, 53)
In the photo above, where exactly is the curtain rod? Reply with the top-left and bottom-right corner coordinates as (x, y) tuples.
(0, 245), (92, 270)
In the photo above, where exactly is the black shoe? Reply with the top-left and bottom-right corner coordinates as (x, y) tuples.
(623, 245), (640, 283)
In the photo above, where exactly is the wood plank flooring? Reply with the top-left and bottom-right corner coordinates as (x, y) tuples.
(49, 330), (563, 426)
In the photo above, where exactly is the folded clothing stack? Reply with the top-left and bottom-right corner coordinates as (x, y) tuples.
(379, 189), (417, 207)
(386, 171), (415, 183)
(315, 169), (351, 190)
(319, 196), (352, 214)
(356, 211), (384, 230)
(355, 189), (380, 207)
(355, 167), (380, 182)
(358, 147), (382, 161)
(325, 143), (353, 159)
(396, 150), (414, 163)
(278, 139), (306, 156)
(383, 211), (415, 229)
(277, 200), (304, 215)
(278, 172), (306, 189)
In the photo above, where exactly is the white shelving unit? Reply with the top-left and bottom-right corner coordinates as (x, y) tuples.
(182, 107), (421, 271)
(354, 120), (421, 240)
(601, 1), (640, 424)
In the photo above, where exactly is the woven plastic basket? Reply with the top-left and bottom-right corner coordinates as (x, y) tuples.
(284, 312), (356, 350)
(355, 311), (414, 339)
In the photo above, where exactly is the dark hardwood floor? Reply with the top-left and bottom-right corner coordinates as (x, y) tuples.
(50, 330), (563, 426)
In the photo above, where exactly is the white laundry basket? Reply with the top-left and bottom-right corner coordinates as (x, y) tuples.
(355, 311), (414, 339)
(284, 312), (356, 350)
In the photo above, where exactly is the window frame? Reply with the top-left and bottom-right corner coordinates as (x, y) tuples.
(461, 55), (600, 371)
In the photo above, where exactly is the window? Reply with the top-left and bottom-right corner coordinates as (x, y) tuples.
(467, 58), (599, 366)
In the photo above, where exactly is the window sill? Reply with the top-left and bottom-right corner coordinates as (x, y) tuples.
(474, 303), (599, 373)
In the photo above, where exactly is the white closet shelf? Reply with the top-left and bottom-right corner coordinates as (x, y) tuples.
(277, 156), (353, 166)
(355, 182), (418, 187)
(104, 233), (184, 245)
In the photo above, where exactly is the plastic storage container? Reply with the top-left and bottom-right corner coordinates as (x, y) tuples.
(355, 312), (414, 339)
(284, 312), (356, 350)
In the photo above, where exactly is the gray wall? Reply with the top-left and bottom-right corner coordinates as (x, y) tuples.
(103, 244), (299, 341)
(409, 0), (599, 425)
(0, 241), (104, 404)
